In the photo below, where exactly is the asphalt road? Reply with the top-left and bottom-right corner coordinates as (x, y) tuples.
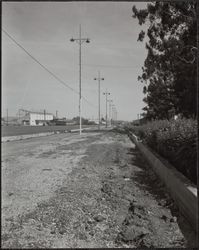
(1, 131), (196, 248)
(1, 124), (96, 137)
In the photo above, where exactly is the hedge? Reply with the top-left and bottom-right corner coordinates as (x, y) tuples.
(128, 118), (197, 185)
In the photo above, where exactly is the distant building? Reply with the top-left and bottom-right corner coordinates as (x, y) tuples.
(22, 111), (54, 126)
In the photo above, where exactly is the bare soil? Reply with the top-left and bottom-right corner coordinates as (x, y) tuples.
(1, 131), (197, 248)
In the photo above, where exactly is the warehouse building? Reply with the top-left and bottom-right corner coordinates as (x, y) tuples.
(22, 111), (54, 126)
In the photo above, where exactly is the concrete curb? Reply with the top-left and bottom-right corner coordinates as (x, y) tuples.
(129, 132), (198, 232)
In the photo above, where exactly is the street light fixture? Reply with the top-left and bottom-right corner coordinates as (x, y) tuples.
(94, 71), (104, 130)
(70, 25), (90, 135)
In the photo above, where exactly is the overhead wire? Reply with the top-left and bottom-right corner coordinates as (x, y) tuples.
(83, 63), (140, 69)
(2, 28), (97, 109)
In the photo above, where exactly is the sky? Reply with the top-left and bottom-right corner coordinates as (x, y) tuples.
(2, 1), (149, 121)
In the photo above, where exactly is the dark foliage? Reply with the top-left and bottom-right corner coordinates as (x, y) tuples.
(130, 118), (197, 185)
(132, 1), (197, 119)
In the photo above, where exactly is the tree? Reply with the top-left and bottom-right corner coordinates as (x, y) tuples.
(133, 1), (197, 119)
(72, 116), (89, 125)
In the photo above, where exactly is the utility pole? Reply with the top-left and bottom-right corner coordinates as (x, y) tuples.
(112, 105), (116, 125)
(103, 89), (110, 128)
(56, 110), (58, 118)
(115, 110), (118, 122)
(18, 109), (20, 124)
(94, 71), (104, 130)
(6, 109), (8, 126)
(44, 109), (46, 121)
(70, 25), (90, 135)
(112, 107), (114, 125)
(108, 100), (113, 127)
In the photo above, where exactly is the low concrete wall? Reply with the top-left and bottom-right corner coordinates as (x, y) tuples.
(129, 133), (198, 232)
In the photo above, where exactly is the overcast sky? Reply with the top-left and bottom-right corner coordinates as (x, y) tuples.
(2, 1), (148, 121)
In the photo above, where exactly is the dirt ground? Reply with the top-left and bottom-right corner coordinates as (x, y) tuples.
(1, 130), (197, 248)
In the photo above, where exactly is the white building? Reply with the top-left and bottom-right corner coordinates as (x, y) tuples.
(22, 111), (54, 126)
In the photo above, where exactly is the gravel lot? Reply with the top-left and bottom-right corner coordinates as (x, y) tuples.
(1, 130), (196, 248)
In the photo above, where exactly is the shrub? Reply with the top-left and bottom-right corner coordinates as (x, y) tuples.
(129, 118), (197, 185)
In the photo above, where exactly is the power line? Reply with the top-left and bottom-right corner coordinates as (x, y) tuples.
(83, 63), (140, 69)
(2, 29), (78, 94)
(82, 96), (97, 108)
(2, 28), (97, 109)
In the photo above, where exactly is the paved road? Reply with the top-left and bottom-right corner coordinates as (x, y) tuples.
(1, 124), (96, 137)
(1, 131), (196, 248)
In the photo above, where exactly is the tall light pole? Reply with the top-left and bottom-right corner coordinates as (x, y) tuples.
(6, 109), (8, 126)
(94, 71), (104, 130)
(108, 99), (113, 127)
(103, 89), (110, 128)
(18, 109), (20, 124)
(70, 25), (90, 135)
(112, 105), (116, 125)
(44, 109), (46, 121)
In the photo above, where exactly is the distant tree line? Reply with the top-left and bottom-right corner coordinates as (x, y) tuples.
(72, 116), (96, 125)
(132, 1), (197, 120)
